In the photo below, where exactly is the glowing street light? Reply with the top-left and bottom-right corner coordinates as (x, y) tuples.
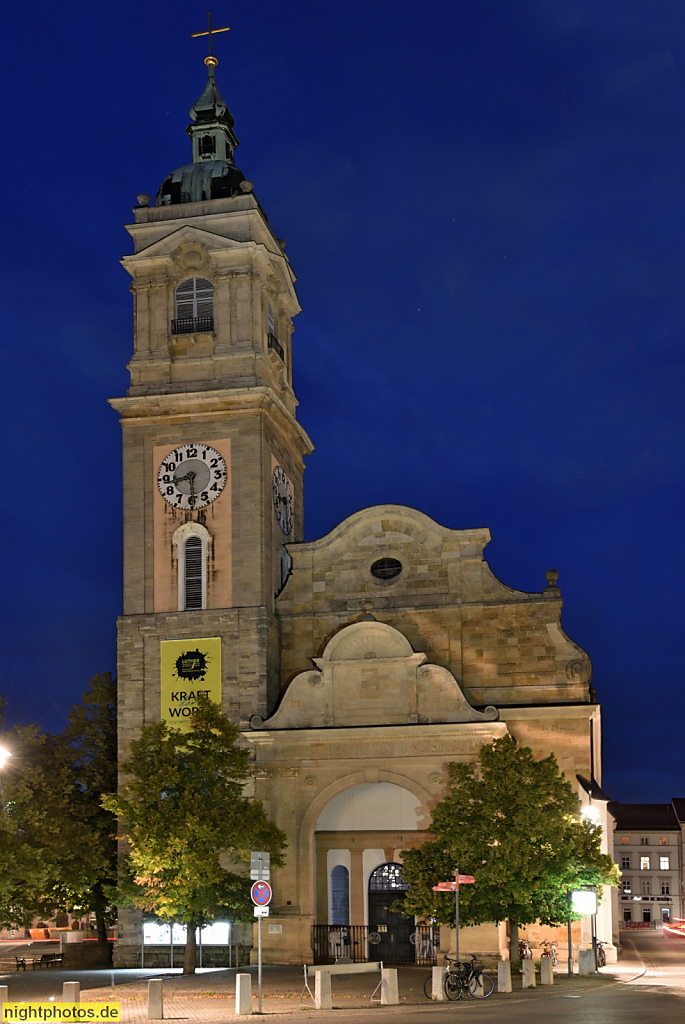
(0, 748), (11, 768)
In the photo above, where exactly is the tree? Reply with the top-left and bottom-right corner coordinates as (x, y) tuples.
(103, 694), (286, 974)
(0, 674), (118, 939)
(401, 736), (619, 961)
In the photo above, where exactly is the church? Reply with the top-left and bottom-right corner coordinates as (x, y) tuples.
(111, 44), (616, 968)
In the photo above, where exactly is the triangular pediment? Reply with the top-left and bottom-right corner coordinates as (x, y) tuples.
(122, 223), (251, 263)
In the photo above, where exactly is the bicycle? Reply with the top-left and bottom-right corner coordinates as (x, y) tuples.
(424, 955), (494, 1000)
(541, 940), (558, 966)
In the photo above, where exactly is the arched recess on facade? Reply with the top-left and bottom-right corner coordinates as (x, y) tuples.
(297, 770), (434, 918)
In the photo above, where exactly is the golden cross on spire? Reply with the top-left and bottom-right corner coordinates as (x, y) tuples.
(191, 13), (230, 66)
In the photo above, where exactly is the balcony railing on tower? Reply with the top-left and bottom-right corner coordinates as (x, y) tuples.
(268, 332), (284, 360)
(171, 316), (215, 335)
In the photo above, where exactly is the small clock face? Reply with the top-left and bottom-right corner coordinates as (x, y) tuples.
(272, 466), (293, 535)
(157, 444), (227, 510)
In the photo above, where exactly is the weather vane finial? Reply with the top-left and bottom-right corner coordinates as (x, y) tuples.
(191, 13), (231, 67)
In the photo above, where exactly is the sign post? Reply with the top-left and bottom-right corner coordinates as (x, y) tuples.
(250, 855), (272, 1014)
(432, 871), (475, 964)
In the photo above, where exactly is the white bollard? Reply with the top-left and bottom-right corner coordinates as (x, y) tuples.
(315, 971), (332, 1011)
(235, 973), (251, 1015)
(0, 987), (8, 1008)
(578, 949), (590, 976)
(522, 959), (536, 988)
(431, 965), (445, 1000)
(148, 978), (163, 1019)
(62, 982), (80, 1003)
(380, 968), (399, 1005)
(541, 957), (554, 985)
(497, 960), (512, 993)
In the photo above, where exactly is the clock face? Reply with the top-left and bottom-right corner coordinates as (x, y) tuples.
(272, 465), (293, 535)
(157, 444), (227, 510)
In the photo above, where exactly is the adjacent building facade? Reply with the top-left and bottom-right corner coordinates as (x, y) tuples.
(609, 801), (685, 929)
(111, 50), (616, 967)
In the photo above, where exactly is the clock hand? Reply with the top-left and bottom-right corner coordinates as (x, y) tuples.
(187, 471), (196, 504)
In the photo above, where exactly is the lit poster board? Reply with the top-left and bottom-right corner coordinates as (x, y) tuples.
(160, 637), (222, 731)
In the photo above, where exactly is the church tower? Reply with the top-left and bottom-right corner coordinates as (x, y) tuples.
(110, 44), (312, 763)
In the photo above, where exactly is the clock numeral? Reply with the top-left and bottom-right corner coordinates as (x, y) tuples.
(162, 475), (170, 483)
(214, 470), (223, 479)
(165, 462), (175, 472)
(188, 496), (197, 507)
(166, 486), (174, 495)
(210, 458), (218, 468)
(201, 492), (208, 501)
(187, 447), (197, 458)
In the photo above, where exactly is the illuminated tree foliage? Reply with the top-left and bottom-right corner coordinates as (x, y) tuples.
(0, 674), (117, 940)
(103, 695), (285, 974)
(401, 736), (619, 961)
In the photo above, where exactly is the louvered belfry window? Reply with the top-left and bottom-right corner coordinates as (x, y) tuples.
(172, 278), (214, 334)
(184, 537), (203, 610)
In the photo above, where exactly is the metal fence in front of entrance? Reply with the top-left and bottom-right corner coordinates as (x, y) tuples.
(312, 924), (439, 965)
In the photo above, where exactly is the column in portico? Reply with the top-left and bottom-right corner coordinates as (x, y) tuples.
(350, 849), (365, 925)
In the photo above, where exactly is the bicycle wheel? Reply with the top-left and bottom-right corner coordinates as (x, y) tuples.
(424, 975), (435, 999)
(444, 973), (463, 1000)
(468, 973), (494, 998)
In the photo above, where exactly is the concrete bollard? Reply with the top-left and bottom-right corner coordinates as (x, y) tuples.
(431, 965), (445, 1000)
(314, 971), (332, 1011)
(497, 961), (512, 993)
(235, 974), (251, 1016)
(62, 983), (80, 1003)
(148, 978), (164, 1020)
(0, 987), (8, 1008)
(541, 957), (554, 985)
(578, 948), (591, 976)
(522, 959), (536, 988)
(381, 968), (399, 1005)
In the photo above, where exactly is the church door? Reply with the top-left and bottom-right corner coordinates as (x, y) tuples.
(368, 863), (414, 963)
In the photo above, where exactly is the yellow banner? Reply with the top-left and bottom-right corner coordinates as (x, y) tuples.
(160, 637), (222, 731)
(3, 1007), (120, 1022)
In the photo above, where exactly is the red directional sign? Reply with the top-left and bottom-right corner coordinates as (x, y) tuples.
(432, 875), (475, 891)
(251, 880), (272, 906)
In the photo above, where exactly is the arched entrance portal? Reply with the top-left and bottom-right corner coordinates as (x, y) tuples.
(368, 863), (414, 963)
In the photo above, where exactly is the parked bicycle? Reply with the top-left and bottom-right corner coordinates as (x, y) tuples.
(541, 940), (558, 966)
(596, 940), (607, 968)
(424, 954), (494, 1000)
(518, 938), (532, 959)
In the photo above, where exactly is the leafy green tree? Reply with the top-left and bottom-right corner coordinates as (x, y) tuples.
(103, 695), (286, 974)
(401, 736), (619, 961)
(0, 674), (118, 939)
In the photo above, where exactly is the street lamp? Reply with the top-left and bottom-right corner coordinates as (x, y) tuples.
(0, 748), (11, 768)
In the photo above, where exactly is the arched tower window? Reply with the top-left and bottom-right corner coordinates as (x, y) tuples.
(172, 278), (214, 334)
(172, 522), (211, 611)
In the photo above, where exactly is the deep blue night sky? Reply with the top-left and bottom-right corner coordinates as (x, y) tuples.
(1, 1), (684, 802)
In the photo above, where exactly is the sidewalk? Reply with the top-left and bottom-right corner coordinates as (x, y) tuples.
(75, 963), (617, 1022)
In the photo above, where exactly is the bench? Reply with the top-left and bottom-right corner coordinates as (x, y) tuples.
(302, 961), (389, 1008)
(31, 954), (64, 969)
(14, 957), (27, 971)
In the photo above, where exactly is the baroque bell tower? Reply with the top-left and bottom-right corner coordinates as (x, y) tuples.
(110, 35), (312, 779)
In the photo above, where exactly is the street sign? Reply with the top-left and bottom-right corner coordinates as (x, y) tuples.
(432, 875), (475, 891)
(250, 851), (271, 880)
(254, 906), (270, 917)
(251, 880), (273, 906)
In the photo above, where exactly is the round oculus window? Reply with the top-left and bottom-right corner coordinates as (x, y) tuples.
(370, 557), (403, 581)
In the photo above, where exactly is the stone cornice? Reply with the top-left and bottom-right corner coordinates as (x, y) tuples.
(109, 386), (314, 456)
(244, 719), (509, 748)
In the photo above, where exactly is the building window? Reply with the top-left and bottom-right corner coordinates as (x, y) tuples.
(266, 300), (284, 359)
(198, 135), (216, 156)
(663, 908), (671, 923)
(641, 880), (650, 895)
(172, 277), (214, 334)
(662, 881), (670, 895)
(623, 908), (632, 923)
(643, 908), (651, 924)
(173, 521), (210, 611)
(621, 879), (632, 894)
(660, 837), (669, 846)
(370, 557), (403, 582)
(621, 856), (630, 869)
(621, 837), (630, 845)
(660, 856), (670, 871)
(640, 856), (650, 870)
(640, 837), (650, 846)
(330, 865), (349, 926)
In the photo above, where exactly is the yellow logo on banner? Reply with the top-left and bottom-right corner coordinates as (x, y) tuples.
(3, 1007), (120, 1022)
(160, 637), (222, 731)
